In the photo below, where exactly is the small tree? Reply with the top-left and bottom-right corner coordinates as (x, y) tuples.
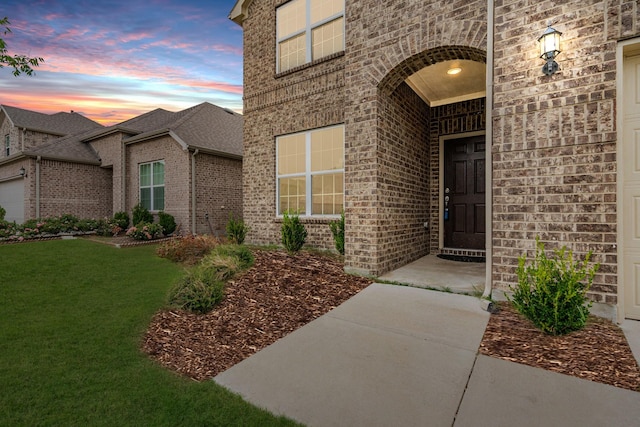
(508, 237), (599, 335)
(329, 211), (345, 255)
(226, 213), (248, 244)
(132, 203), (153, 226)
(281, 211), (307, 254)
(1, 17), (44, 76)
(158, 211), (177, 235)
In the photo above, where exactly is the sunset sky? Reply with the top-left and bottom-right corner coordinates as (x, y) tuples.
(1, 0), (243, 125)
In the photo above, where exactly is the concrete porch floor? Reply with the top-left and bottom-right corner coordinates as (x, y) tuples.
(378, 254), (485, 295)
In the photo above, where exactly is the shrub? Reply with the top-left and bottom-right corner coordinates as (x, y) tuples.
(158, 211), (177, 235)
(132, 204), (153, 226)
(167, 267), (225, 314)
(0, 205), (5, 221)
(281, 211), (307, 254)
(508, 237), (599, 335)
(112, 211), (130, 229)
(226, 213), (248, 245)
(329, 211), (345, 255)
(211, 244), (254, 270)
(156, 234), (221, 265)
(126, 222), (164, 241)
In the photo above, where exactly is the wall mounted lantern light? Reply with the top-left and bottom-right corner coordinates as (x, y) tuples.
(19, 166), (25, 177)
(538, 24), (562, 76)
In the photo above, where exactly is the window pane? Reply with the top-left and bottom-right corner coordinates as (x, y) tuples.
(312, 17), (344, 61)
(279, 177), (306, 215)
(278, 133), (306, 175)
(140, 163), (151, 186)
(153, 162), (164, 185)
(277, 0), (305, 39)
(153, 187), (165, 211)
(310, 0), (343, 24)
(140, 188), (151, 211)
(311, 172), (343, 215)
(279, 33), (306, 73)
(311, 126), (344, 172)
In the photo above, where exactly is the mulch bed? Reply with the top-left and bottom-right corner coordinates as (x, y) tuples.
(479, 302), (640, 391)
(141, 246), (640, 391)
(142, 249), (372, 380)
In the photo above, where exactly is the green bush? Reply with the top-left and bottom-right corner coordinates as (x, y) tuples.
(281, 211), (307, 254)
(329, 211), (345, 255)
(167, 267), (225, 314)
(226, 213), (248, 245)
(112, 211), (130, 229)
(126, 222), (164, 240)
(132, 204), (153, 226)
(158, 211), (177, 235)
(167, 244), (254, 314)
(508, 237), (599, 335)
(0, 205), (5, 221)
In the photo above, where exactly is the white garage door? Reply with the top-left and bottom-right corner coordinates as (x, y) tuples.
(0, 178), (25, 223)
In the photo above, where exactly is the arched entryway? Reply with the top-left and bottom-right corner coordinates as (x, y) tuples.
(373, 45), (488, 289)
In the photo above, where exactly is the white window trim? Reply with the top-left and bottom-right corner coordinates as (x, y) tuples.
(276, 0), (345, 73)
(276, 124), (345, 218)
(139, 160), (165, 212)
(4, 135), (9, 156)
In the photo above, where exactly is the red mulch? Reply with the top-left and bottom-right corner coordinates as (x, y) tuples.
(141, 247), (640, 391)
(479, 302), (640, 391)
(142, 249), (372, 380)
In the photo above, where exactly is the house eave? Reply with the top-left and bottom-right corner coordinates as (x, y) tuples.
(189, 145), (243, 161)
(22, 151), (102, 166)
(229, 0), (252, 25)
(82, 126), (140, 142)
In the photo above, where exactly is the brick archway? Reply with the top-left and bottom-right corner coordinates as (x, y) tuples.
(378, 45), (487, 96)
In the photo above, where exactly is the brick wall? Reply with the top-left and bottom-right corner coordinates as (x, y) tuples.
(194, 153), (243, 236)
(126, 137), (191, 231)
(89, 133), (125, 212)
(0, 114), (61, 159)
(37, 159), (112, 220)
(491, 0), (638, 304)
(241, 0), (346, 249)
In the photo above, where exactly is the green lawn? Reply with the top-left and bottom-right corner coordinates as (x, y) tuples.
(0, 239), (298, 426)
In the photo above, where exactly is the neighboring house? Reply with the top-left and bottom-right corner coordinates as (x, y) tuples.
(230, 0), (639, 321)
(0, 105), (103, 222)
(0, 102), (243, 235)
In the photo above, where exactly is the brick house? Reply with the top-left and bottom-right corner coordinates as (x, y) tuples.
(230, 0), (639, 321)
(0, 105), (104, 222)
(0, 102), (243, 235)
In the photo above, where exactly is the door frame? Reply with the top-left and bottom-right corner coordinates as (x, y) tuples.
(439, 130), (486, 250)
(617, 37), (640, 323)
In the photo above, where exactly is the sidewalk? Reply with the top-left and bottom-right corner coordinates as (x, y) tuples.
(215, 284), (640, 427)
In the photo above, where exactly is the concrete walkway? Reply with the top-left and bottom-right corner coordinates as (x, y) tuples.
(378, 255), (485, 295)
(215, 284), (640, 426)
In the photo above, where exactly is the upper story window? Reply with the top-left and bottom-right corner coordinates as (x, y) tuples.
(277, 125), (344, 216)
(4, 134), (9, 156)
(276, 0), (344, 73)
(139, 160), (165, 211)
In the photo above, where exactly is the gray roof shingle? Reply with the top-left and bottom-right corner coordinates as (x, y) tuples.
(27, 102), (243, 163)
(1, 105), (103, 135)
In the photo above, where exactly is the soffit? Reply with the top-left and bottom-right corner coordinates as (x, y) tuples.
(405, 60), (486, 107)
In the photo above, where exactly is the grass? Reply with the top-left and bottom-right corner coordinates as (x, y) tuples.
(0, 239), (299, 427)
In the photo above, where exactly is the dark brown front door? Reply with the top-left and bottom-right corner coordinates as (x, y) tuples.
(443, 136), (486, 250)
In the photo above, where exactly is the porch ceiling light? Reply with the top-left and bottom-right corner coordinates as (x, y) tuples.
(538, 24), (562, 76)
(19, 166), (25, 177)
(447, 67), (462, 75)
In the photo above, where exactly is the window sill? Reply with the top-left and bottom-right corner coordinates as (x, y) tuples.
(275, 51), (345, 78)
(275, 216), (339, 224)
